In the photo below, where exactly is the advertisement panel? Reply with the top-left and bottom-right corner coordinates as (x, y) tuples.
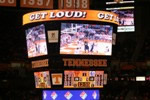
(43, 90), (100, 100)
(23, 10), (119, 25)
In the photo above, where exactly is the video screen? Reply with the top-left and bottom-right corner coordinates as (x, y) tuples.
(60, 23), (113, 56)
(34, 71), (51, 88)
(106, 0), (134, 4)
(43, 90), (100, 100)
(64, 70), (104, 88)
(107, 7), (134, 32)
(25, 24), (48, 58)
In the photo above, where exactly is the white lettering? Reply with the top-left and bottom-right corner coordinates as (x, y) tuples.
(74, 11), (83, 18)
(104, 14), (110, 20)
(98, 13), (105, 19)
(65, 11), (74, 18)
(30, 14), (35, 21)
(41, 12), (48, 19)
(109, 14), (114, 20)
(56, 11), (65, 18)
(49, 12), (55, 18)
(35, 13), (41, 20)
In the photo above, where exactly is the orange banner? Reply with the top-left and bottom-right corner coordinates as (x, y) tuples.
(23, 10), (119, 25)
(0, 0), (16, 7)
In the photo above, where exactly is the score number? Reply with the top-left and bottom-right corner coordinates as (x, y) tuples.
(0, 0), (16, 7)
(59, 0), (89, 9)
(20, 0), (53, 9)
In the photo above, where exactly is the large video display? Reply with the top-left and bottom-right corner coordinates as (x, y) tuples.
(64, 70), (104, 88)
(25, 24), (48, 58)
(34, 71), (51, 88)
(60, 23), (113, 56)
(43, 90), (100, 100)
(107, 7), (134, 32)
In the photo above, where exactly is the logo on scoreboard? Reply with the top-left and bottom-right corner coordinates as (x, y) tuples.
(51, 91), (58, 100)
(64, 91), (73, 100)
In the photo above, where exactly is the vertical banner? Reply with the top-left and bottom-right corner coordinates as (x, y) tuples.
(79, 0), (89, 9)
(0, 0), (16, 7)
(47, 30), (59, 43)
(58, 0), (89, 9)
(64, 0), (75, 9)
(20, 0), (53, 9)
(112, 33), (116, 45)
(51, 73), (62, 85)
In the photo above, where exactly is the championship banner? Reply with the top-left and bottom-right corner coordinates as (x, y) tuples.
(23, 10), (119, 25)
(20, 0), (53, 9)
(0, 0), (16, 7)
(58, 0), (90, 9)
(32, 59), (48, 68)
(51, 73), (62, 85)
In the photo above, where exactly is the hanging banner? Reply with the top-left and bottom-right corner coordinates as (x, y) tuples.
(23, 10), (119, 25)
(58, 0), (90, 9)
(0, 0), (16, 7)
(20, 0), (53, 9)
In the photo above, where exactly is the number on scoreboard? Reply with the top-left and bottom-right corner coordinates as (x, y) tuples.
(20, 0), (53, 9)
(0, 0), (16, 7)
(58, 0), (89, 9)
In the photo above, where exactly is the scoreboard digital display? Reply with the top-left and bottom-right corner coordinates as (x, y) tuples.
(106, 7), (134, 32)
(34, 71), (51, 88)
(64, 71), (104, 88)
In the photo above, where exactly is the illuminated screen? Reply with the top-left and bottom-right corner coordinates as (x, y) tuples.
(43, 90), (100, 100)
(136, 76), (146, 81)
(64, 71), (104, 88)
(106, 0), (134, 4)
(60, 23), (113, 56)
(25, 24), (48, 58)
(34, 71), (51, 88)
(107, 7), (134, 32)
